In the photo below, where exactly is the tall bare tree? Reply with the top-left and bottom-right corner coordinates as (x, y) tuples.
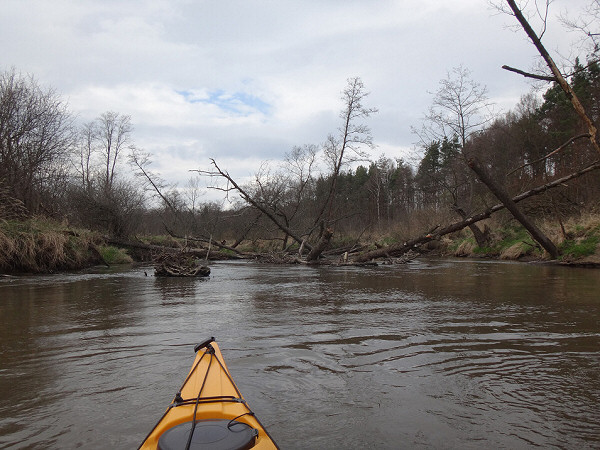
(414, 66), (493, 246)
(0, 68), (75, 213)
(415, 65), (493, 150)
(318, 77), (377, 230)
(96, 111), (132, 191)
(75, 121), (96, 191)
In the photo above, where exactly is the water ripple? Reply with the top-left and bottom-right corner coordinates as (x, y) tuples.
(1, 260), (599, 449)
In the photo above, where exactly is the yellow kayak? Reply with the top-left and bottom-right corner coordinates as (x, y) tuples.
(139, 338), (279, 450)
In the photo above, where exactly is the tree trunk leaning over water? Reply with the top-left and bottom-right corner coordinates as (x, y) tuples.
(504, 0), (600, 155)
(468, 158), (559, 259)
(353, 160), (600, 263)
(306, 227), (333, 262)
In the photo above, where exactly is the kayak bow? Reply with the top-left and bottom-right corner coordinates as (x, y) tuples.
(139, 338), (279, 450)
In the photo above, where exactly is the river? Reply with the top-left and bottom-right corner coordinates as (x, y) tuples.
(0, 259), (599, 449)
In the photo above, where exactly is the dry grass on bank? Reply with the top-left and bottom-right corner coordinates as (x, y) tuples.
(499, 241), (537, 260)
(0, 218), (106, 273)
(454, 239), (478, 257)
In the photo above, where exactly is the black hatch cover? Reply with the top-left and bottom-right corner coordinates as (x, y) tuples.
(158, 419), (258, 450)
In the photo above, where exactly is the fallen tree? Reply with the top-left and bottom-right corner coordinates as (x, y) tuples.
(196, 77), (376, 262)
(164, 227), (245, 257)
(194, 158), (312, 253)
(352, 160), (600, 263)
(468, 158), (559, 259)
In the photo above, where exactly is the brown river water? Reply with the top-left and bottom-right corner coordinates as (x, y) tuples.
(0, 259), (599, 449)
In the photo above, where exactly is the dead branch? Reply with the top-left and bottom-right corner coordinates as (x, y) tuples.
(505, 0), (600, 154)
(352, 160), (600, 263)
(194, 159), (313, 252)
(154, 251), (210, 277)
(130, 149), (179, 216)
(507, 133), (592, 175)
(165, 228), (245, 257)
(501, 65), (557, 82)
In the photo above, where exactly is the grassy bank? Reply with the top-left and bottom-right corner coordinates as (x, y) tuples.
(2, 213), (600, 274)
(445, 213), (600, 264)
(0, 218), (131, 274)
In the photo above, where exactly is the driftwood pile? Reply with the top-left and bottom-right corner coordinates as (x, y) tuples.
(153, 251), (210, 277)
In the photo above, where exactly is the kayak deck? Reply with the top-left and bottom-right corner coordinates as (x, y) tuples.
(139, 338), (278, 449)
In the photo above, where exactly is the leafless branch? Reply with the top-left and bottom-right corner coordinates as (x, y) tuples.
(507, 133), (591, 175)
(193, 159), (313, 251)
(501, 64), (557, 81)
(505, 0), (600, 154)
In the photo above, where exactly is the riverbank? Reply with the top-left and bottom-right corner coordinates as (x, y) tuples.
(1, 214), (599, 274)
(0, 218), (126, 274)
(442, 213), (600, 266)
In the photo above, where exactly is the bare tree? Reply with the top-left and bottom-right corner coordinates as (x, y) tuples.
(415, 65), (493, 150)
(367, 156), (396, 224)
(278, 144), (318, 248)
(185, 174), (204, 214)
(414, 67), (493, 246)
(0, 68), (75, 213)
(318, 77), (377, 229)
(74, 121), (96, 191)
(96, 111), (133, 191)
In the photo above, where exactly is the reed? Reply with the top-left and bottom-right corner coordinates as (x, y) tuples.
(0, 218), (104, 273)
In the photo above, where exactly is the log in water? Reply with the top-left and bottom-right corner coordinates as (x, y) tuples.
(0, 259), (599, 449)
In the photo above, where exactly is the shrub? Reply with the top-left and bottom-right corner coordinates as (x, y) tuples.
(98, 245), (133, 264)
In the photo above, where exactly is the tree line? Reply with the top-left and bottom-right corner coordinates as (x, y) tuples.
(1, 1), (599, 260)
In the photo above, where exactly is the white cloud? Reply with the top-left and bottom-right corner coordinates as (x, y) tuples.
(1, 0), (593, 199)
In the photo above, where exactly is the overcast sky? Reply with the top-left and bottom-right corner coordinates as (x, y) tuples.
(1, 0), (593, 200)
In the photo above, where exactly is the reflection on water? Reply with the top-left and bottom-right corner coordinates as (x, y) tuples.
(0, 260), (599, 449)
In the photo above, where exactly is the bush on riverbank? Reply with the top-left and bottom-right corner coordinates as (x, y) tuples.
(98, 245), (133, 265)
